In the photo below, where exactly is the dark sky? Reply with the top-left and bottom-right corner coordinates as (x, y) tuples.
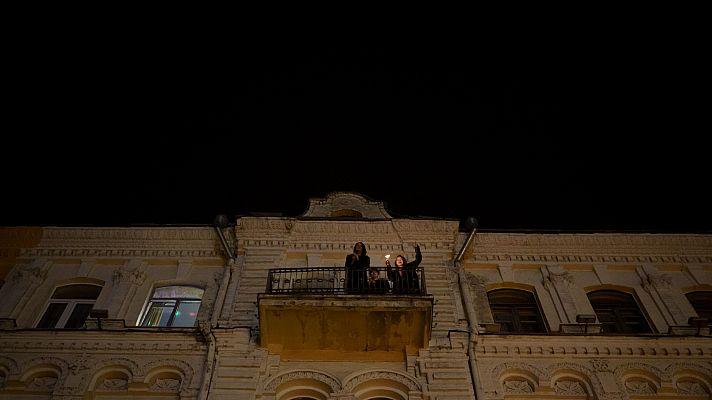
(3, 37), (709, 232)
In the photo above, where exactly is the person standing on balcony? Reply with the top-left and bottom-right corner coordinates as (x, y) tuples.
(386, 244), (422, 293)
(345, 241), (370, 292)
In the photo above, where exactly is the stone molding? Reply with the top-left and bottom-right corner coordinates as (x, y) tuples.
(237, 218), (458, 251)
(263, 369), (341, 392)
(0, 355), (20, 375)
(0, 333), (207, 353)
(476, 337), (712, 357)
(18, 227), (220, 258)
(483, 359), (712, 400)
(468, 233), (712, 263)
(300, 192), (392, 219)
(261, 368), (422, 397)
(342, 370), (421, 392)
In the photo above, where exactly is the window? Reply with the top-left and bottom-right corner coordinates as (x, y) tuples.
(588, 290), (652, 334)
(685, 291), (712, 324)
(487, 289), (547, 333)
(36, 284), (102, 328)
(140, 286), (204, 327)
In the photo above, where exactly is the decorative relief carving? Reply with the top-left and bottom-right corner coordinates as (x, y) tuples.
(264, 370), (341, 393)
(68, 354), (91, 375)
(612, 362), (665, 384)
(503, 379), (533, 393)
(625, 379), (655, 394)
(546, 362), (604, 396)
(142, 359), (194, 388)
(130, 269), (147, 286)
(591, 359), (610, 372)
(648, 273), (672, 289)
(300, 192), (392, 219)
(22, 356), (69, 380)
(28, 376), (57, 391)
(82, 357), (141, 389)
(0, 355), (20, 375)
(466, 273), (487, 288)
(9, 262), (48, 284)
(664, 362), (712, 382)
(489, 362), (549, 387)
(100, 378), (128, 391)
(554, 380), (586, 395)
(677, 381), (708, 394)
(342, 371), (420, 392)
(549, 271), (574, 286)
(151, 378), (180, 392)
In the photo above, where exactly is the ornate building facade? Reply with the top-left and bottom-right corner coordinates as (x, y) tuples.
(0, 192), (710, 399)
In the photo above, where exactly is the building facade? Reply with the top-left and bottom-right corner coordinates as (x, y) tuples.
(0, 192), (710, 400)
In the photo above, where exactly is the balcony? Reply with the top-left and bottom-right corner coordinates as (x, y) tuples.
(258, 267), (433, 361)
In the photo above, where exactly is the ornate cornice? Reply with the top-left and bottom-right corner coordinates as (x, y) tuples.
(469, 233), (712, 263)
(16, 227), (221, 258)
(0, 227), (43, 247)
(237, 219), (459, 255)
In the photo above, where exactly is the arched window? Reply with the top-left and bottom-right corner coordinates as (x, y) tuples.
(685, 291), (712, 324)
(36, 284), (102, 328)
(487, 289), (547, 333)
(588, 290), (652, 334)
(140, 286), (204, 327)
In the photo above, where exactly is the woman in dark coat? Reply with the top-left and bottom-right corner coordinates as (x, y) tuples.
(386, 244), (422, 293)
(345, 241), (370, 292)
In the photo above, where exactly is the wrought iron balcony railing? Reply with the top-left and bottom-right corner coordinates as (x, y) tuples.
(266, 266), (426, 295)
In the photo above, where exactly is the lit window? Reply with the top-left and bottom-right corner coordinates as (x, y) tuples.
(140, 286), (204, 327)
(588, 290), (652, 334)
(487, 289), (547, 333)
(36, 284), (102, 329)
(685, 291), (712, 324)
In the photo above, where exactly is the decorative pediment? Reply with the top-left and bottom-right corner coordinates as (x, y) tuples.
(301, 192), (392, 220)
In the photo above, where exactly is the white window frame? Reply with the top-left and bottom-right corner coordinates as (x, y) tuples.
(34, 284), (102, 329)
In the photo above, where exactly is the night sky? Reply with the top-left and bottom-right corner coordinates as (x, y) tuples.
(3, 38), (709, 232)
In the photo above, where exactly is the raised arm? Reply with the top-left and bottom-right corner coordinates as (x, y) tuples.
(407, 244), (422, 268)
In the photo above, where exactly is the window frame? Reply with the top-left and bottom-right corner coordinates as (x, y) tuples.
(685, 290), (712, 325)
(487, 288), (548, 334)
(35, 284), (102, 329)
(139, 285), (204, 328)
(587, 289), (653, 334)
